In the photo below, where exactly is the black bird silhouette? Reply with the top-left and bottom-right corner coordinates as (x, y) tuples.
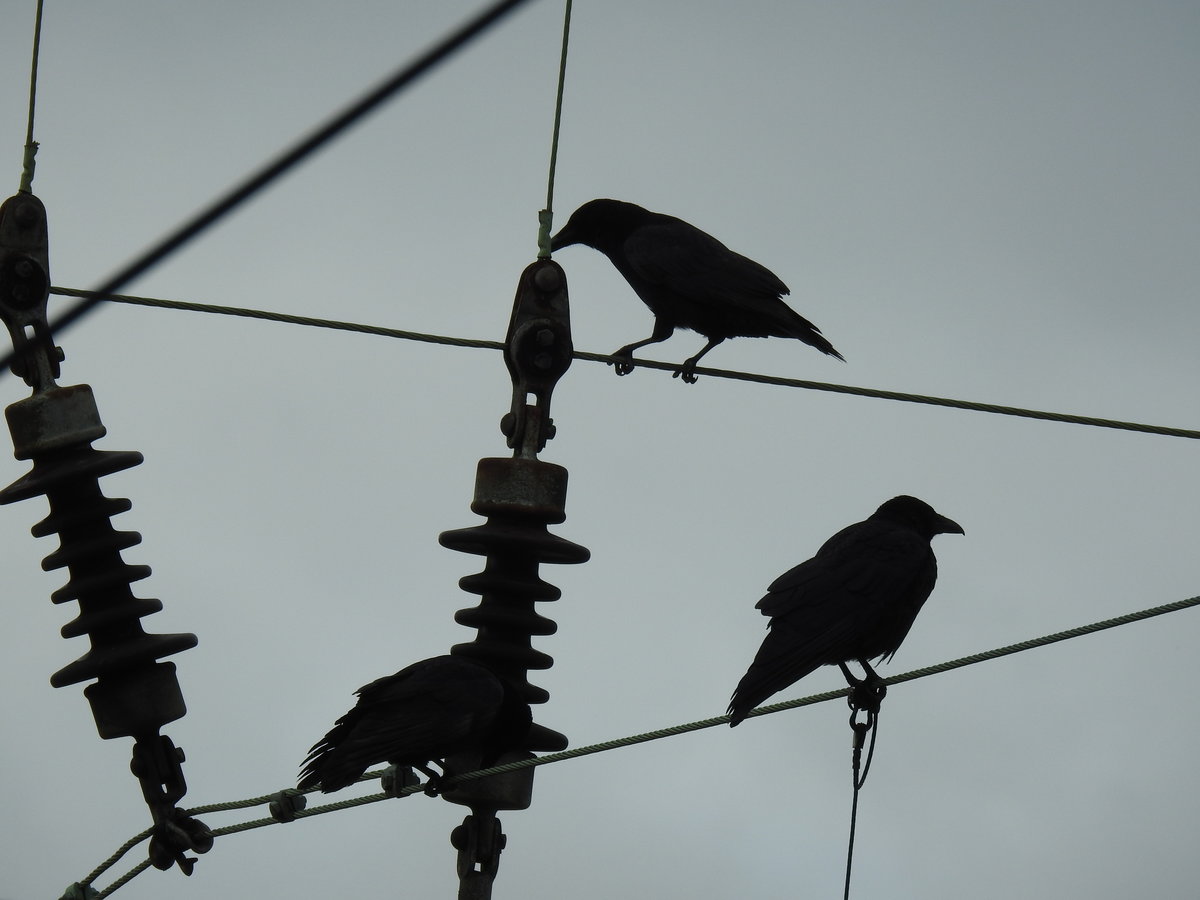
(550, 199), (843, 382)
(728, 496), (963, 726)
(298, 655), (532, 793)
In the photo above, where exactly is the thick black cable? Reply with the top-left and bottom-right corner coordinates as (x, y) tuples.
(0, 0), (534, 380)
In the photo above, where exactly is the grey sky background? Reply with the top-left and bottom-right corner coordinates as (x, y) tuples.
(2, 2), (1198, 898)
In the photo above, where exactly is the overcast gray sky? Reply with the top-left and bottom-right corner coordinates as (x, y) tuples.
(2, 2), (1199, 898)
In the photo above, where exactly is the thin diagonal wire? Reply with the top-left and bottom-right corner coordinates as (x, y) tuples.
(0, 0), (533, 380)
(81, 827), (152, 887)
(51, 286), (505, 351)
(19, 0), (45, 192)
(537, 0), (573, 258)
(568, 351), (1200, 439)
(74, 593), (1200, 894)
(51, 286), (1200, 441)
(93, 860), (151, 900)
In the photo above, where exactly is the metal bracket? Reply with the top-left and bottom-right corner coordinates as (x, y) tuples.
(0, 191), (61, 390)
(499, 259), (573, 459)
(451, 806), (506, 900)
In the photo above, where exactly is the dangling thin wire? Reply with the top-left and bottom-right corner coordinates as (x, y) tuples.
(844, 779), (861, 900)
(537, 0), (573, 258)
(842, 681), (883, 900)
(20, 0), (46, 193)
(843, 710), (878, 900)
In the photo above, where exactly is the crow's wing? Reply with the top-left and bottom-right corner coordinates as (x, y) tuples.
(299, 656), (504, 791)
(621, 219), (791, 311)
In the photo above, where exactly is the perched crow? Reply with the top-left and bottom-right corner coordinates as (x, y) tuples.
(298, 655), (532, 793)
(550, 199), (843, 382)
(728, 496), (963, 726)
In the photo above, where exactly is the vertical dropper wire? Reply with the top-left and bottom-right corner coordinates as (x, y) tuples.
(537, 0), (574, 257)
(20, 0), (46, 193)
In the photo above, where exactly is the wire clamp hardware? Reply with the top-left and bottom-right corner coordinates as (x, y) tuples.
(0, 191), (61, 389)
(499, 259), (573, 459)
(842, 665), (885, 790)
(130, 735), (212, 874)
(268, 789), (308, 822)
(451, 806), (506, 899)
(381, 764), (421, 798)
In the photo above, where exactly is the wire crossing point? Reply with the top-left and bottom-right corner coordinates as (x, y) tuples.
(0, 0), (535, 379)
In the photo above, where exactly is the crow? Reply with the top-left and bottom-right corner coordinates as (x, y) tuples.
(298, 655), (532, 793)
(728, 496), (963, 726)
(550, 199), (843, 382)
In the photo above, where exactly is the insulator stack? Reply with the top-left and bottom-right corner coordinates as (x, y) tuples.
(0, 384), (196, 739)
(432, 257), (586, 899)
(1, 190), (207, 873)
(439, 456), (590, 752)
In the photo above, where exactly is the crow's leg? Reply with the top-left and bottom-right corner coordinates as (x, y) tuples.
(838, 661), (859, 686)
(676, 336), (725, 383)
(858, 659), (883, 687)
(612, 319), (675, 375)
(415, 762), (446, 796)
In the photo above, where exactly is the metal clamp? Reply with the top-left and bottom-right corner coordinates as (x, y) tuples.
(451, 807), (506, 900)
(0, 191), (60, 389)
(499, 259), (573, 459)
(130, 735), (212, 874)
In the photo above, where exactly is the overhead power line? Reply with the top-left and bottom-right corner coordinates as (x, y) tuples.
(51, 286), (1200, 441)
(71, 592), (1200, 899)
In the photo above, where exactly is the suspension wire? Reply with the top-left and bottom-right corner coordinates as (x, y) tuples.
(71, 593), (1200, 897)
(19, 0), (45, 192)
(0, 0), (534, 381)
(49, 286), (1200, 441)
(537, 0), (573, 257)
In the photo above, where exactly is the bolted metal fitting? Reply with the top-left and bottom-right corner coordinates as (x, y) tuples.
(500, 258), (573, 458)
(0, 191), (60, 390)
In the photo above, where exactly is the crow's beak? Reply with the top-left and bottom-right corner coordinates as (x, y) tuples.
(936, 514), (965, 536)
(549, 223), (574, 252)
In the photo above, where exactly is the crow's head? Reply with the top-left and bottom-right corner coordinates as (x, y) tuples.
(550, 199), (651, 254)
